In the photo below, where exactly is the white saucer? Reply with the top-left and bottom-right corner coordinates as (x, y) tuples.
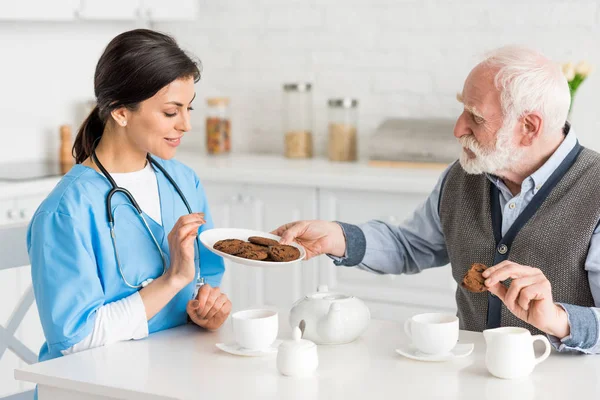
(395, 343), (474, 362)
(199, 228), (306, 267)
(216, 340), (283, 357)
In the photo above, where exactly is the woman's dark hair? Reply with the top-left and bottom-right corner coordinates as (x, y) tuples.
(73, 29), (201, 163)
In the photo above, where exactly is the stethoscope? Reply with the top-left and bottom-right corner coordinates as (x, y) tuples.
(91, 147), (204, 295)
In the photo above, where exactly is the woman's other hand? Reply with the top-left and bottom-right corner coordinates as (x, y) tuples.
(187, 284), (232, 330)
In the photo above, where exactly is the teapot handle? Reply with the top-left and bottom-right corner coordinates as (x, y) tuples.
(531, 335), (551, 365)
(404, 320), (412, 340)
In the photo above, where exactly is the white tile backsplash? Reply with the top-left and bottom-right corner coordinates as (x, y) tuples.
(1, 0), (599, 162)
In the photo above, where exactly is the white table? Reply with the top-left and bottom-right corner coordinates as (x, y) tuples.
(14, 317), (600, 400)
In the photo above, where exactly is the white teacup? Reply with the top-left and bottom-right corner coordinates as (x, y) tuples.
(232, 309), (278, 351)
(404, 313), (459, 355)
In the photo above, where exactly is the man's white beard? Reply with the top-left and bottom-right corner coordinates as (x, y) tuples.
(458, 122), (523, 175)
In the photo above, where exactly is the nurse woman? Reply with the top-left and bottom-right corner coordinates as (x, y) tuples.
(27, 29), (230, 363)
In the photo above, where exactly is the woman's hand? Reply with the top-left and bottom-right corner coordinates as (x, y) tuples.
(271, 220), (346, 260)
(187, 284), (232, 330)
(165, 212), (205, 289)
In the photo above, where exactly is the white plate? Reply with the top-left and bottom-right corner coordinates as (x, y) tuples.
(199, 228), (306, 267)
(395, 342), (474, 362)
(216, 340), (282, 357)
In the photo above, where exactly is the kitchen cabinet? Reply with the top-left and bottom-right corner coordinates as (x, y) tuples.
(203, 182), (318, 311)
(0, 0), (197, 22)
(318, 188), (457, 322)
(0, 0), (79, 21)
(0, 194), (48, 228)
(0, 199), (15, 225)
(202, 181), (455, 319)
(142, 0), (198, 21)
(77, 0), (140, 21)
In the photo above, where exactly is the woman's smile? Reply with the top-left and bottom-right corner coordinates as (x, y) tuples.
(164, 136), (183, 147)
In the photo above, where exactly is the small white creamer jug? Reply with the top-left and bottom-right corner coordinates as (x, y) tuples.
(276, 327), (318, 377)
(483, 327), (551, 379)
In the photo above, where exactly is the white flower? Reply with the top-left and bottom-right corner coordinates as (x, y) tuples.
(562, 62), (576, 81)
(575, 61), (593, 77)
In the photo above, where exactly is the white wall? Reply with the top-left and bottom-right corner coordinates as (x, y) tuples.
(0, 22), (138, 163)
(1, 0), (599, 162)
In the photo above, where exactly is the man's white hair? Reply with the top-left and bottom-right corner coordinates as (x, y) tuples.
(483, 46), (571, 135)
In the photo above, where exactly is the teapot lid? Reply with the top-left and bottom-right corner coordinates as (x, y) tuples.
(306, 284), (353, 301)
(279, 327), (316, 352)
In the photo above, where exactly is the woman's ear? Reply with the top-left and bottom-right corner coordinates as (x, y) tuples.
(518, 112), (543, 146)
(110, 107), (129, 127)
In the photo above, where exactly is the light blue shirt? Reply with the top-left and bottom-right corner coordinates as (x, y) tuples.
(337, 130), (600, 354)
(27, 157), (225, 362)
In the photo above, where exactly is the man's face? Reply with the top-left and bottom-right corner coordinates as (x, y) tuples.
(454, 64), (523, 175)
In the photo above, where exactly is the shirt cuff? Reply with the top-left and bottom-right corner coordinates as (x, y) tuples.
(547, 303), (600, 354)
(61, 292), (148, 356)
(129, 291), (150, 340)
(327, 222), (366, 267)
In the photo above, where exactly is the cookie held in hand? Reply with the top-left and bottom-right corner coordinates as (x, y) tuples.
(462, 263), (488, 293)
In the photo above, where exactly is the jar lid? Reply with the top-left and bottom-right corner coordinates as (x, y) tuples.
(328, 98), (358, 108)
(283, 83), (312, 92)
(279, 327), (316, 351)
(206, 97), (230, 106)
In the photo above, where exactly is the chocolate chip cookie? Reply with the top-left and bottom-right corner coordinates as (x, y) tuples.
(462, 263), (488, 293)
(213, 239), (245, 255)
(236, 247), (269, 260)
(248, 236), (280, 247)
(239, 242), (269, 253)
(268, 244), (301, 262)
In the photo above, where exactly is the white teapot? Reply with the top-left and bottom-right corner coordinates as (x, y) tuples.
(289, 285), (370, 345)
(483, 327), (551, 379)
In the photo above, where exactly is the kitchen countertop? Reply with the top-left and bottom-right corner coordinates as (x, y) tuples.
(177, 152), (446, 193)
(15, 315), (600, 400)
(0, 178), (61, 200)
(0, 153), (447, 200)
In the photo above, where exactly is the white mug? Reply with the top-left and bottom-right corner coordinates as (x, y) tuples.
(232, 309), (278, 351)
(483, 327), (551, 379)
(404, 313), (459, 355)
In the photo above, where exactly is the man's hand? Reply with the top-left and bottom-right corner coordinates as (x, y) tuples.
(186, 284), (231, 331)
(483, 260), (570, 338)
(271, 220), (346, 259)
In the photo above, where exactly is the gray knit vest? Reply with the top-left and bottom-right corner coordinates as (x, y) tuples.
(439, 146), (600, 334)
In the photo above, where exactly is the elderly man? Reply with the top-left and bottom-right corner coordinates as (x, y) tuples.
(274, 46), (600, 354)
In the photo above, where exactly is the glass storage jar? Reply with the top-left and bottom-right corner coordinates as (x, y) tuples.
(206, 97), (231, 155)
(327, 98), (358, 162)
(283, 83), (313, 159)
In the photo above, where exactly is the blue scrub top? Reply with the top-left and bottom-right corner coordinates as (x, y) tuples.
(26, 157), (225, 362)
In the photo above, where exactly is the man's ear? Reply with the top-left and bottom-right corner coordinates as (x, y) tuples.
(518, 112), (543, 146)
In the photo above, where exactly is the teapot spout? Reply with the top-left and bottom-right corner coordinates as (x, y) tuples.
(318, 303), (343, 343)
(327, 302), (341, 320)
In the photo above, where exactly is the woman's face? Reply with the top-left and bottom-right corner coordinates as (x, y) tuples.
(124, 77), (196, 160)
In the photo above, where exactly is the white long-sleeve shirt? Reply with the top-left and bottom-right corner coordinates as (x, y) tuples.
(62, 162), (160, 355)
